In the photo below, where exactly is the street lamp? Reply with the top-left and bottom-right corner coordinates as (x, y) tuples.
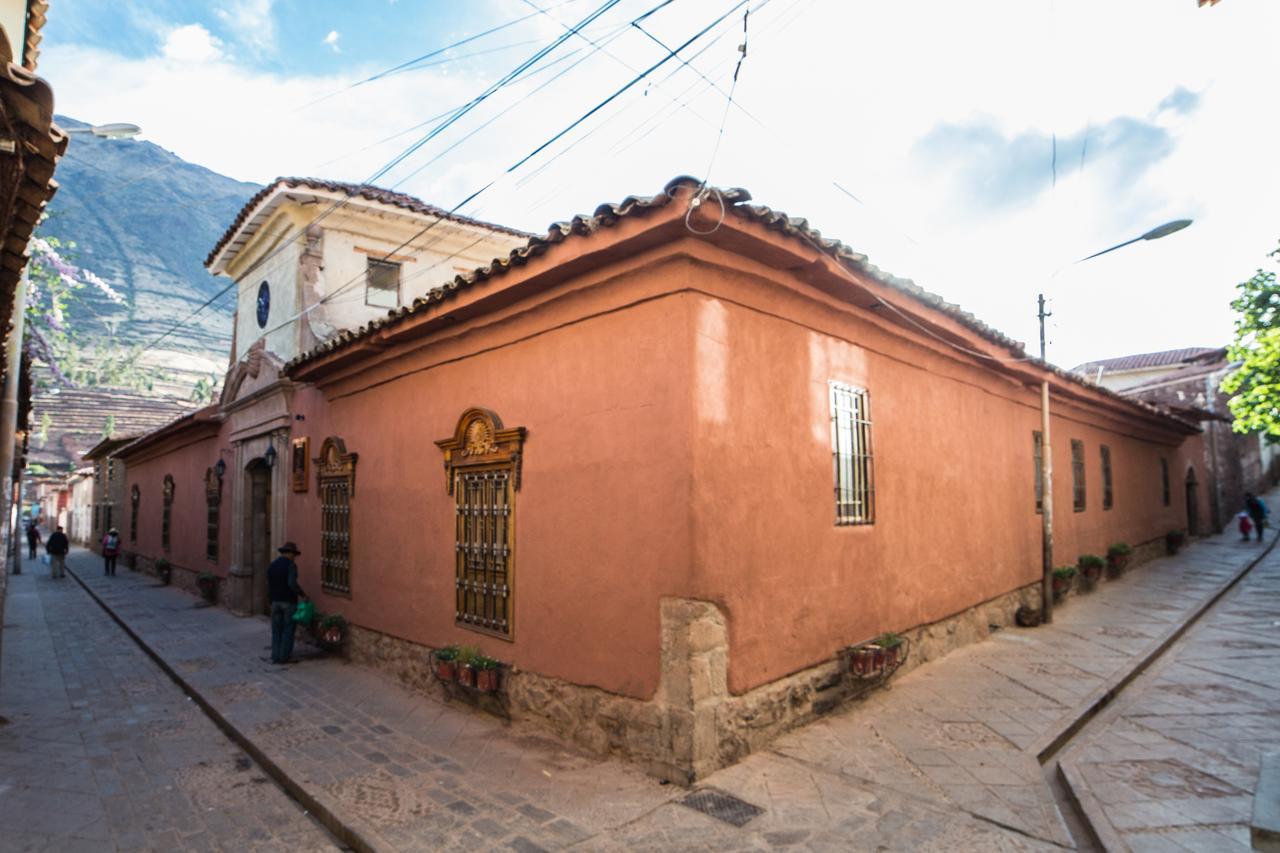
(1036, 217), (1192, 623)
(63, 123), (141, 140)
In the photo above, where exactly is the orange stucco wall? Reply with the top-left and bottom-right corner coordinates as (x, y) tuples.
(680, 257), (1208, 693)
(288, 262), (696, 700)
(125, 430), (230, 580)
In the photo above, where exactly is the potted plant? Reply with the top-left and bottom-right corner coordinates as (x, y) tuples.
(316, 614), (348, 652)
(196, 571), (218, 601)
(1052, 566), (1076, 603)
(875, 632), (905, 668)
(1106, 542), (1131, 577)
(473, 655), (500, 693)
(849, 643), (879, 677)
(455, 645), (480, 688)
(1166, 529), (1186, 554)
(155, 558), (171, 585)
(434, 645), (459, 681)
(1077, 554), (1104, 590)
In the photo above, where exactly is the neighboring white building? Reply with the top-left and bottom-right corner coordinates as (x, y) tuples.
(205, 178), (530, 366)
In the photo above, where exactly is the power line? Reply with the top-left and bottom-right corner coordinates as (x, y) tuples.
(133, 0), (631, 357)
(291, 0), (585, 113)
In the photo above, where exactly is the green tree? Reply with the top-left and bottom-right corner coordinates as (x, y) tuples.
(1222, 241), (1280, 436)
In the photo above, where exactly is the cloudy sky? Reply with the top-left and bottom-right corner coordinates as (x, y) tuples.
(40, 0), (1280, 369)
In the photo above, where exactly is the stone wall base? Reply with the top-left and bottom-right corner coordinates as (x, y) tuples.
(339, 580), (1061, 784)
(121, 550), (212, 602)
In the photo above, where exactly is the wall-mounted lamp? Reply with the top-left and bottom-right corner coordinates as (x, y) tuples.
(264, 444), (277, 468)
(213, 458), (226, 479)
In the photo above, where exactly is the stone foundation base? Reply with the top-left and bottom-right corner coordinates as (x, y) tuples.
(121, 551), (211, 601)
(341, 581), (1054, 784)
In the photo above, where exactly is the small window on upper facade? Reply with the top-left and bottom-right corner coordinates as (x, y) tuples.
(366, 258), (400, 309)
(1101, 445), (1113, 510)
(1161, 457), (1170, 506)
(1071, 439), (1086, 512)
(830, 381), (875, 526)
(108, 459), (115, 481)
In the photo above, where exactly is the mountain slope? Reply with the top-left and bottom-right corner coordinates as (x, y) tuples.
(43, 116), (260, 363)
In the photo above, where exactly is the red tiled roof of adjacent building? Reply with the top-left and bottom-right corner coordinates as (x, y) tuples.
(1072, 347), (1226, 375)
(205, 177), (531, 271)
(282, 176), (1200, 434)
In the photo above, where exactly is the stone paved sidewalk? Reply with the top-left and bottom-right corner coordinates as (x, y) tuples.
(1058, 540), (1280, 852)
(60, 510), (1276, 851)
(0, 557), (336, 852)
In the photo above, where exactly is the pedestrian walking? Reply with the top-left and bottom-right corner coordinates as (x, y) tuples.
(1238, 511), (1254, 541)
(1245, 492), (1268, 542)
(46, 525), (69, 579)
(101, 528), (121, 576)
(268, 542), (307, 664)
(25, 521), (40, 560)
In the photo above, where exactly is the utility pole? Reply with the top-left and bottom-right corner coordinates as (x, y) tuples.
(1038, 293), (1054, 623)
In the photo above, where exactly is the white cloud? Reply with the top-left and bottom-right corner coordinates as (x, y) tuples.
(40, 0), (1280, 368)
(323, 30), (341, 53)
(161, 24), (223, 63)
(215, 0), (277, 54)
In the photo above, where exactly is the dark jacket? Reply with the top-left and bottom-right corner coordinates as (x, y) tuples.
(46, 531), (69, 556)
(1246, 496), (1267, 522)
(26, 525), (40, 544)
(267, 555), (302, 604)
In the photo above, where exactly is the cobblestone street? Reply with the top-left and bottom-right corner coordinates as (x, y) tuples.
(0, 510), (1266, 851)
(0, 554), (338, 852)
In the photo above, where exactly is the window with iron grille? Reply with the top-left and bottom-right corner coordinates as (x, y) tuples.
(830, 382), (874, 525)
(206, 469), (221, 562)
(107, 459), (115, 481)
(162, 475), (174, 551)
(1071, 440), (1086, 512)
(454, 467), (514, 635)
(365, 258), (400, 309)
(104, 506), (112, 533)
(1161, 457), (1170, 506)
(436, 409), (525, 638)
(130, 487), (139, 543)
(94, 462), (101, 483)
(316, 437), (357, 595)
(93, 505), (100, 532)
(1033, 431), (1044, 513)
(1101, 445), (1113, 510)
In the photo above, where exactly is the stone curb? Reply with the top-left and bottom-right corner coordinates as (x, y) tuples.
(1031, 528), (1280, 765)
(1047, 530), (1280, 853)
(64, 558), (376, 853)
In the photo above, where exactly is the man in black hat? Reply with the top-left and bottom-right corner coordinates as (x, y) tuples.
(268, 542), (306, 664)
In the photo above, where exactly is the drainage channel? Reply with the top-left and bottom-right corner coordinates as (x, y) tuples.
(1035, 530), (1279, 851)
(64, 561), (359, 853)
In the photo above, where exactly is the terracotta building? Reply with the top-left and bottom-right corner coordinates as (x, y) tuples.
(120, 176), (1210, 781)
(1073, 347), (1280, 533)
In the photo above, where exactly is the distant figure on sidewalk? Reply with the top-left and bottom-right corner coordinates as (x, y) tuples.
(1245, 492), (1268, 542)
(25, 522), (40, 560)
(101, 527), (121, 576)
(46, 526), (69, 579)
(1237, 511), (1253, 541)
(268, 542), (307, 664)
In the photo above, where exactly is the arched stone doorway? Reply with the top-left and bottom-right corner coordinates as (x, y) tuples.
(1185, 467), (1199, 537)
(244, 458), (272, 615)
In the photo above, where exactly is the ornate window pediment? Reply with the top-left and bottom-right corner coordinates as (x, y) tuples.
(434, 408), (526, 495)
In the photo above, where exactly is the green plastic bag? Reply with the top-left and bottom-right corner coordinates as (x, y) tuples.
(293, 600), (315, 625)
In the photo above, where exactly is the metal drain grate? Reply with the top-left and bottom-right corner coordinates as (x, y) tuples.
(678, 788), (765, 827)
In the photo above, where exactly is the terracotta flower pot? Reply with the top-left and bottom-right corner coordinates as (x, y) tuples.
(436, 660), (456, 681)
(882, 645), (900, 668)
(850, 647), (872, 677)
(457, 664), (475, 688)
(474, 668), (498, 693)
(197, 579), (216, 601)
